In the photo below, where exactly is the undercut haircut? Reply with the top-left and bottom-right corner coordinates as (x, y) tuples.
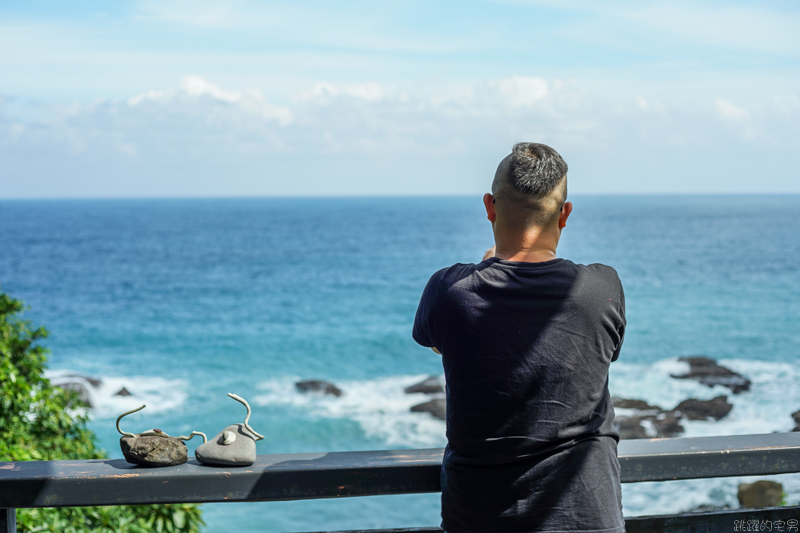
(504, 142), (568, 198)
(492, 142), (569, 228)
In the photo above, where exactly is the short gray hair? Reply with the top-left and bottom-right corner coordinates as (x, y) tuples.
(503, 142), (568, 198)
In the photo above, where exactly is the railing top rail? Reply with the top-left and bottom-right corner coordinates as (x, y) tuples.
(1, 433), (799, 509)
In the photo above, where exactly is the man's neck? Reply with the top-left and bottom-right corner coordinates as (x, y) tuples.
(492, 224), (561, 263)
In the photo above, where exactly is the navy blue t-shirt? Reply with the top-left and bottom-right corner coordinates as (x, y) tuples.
(413, 257), (626, 533)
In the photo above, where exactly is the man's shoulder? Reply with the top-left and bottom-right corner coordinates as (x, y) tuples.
(428, 262), (483, 285)
(569, 261), (625, 308)
(573, 261), (622, 281)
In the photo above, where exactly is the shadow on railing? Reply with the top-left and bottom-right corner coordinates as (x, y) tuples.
(2, 433), (800, 533)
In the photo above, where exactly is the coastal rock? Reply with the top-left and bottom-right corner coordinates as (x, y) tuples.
(410, 399), (446, 421)
(404, 376), (444, 395)
(612, 397), (662, 412)
(651, 413), (685, 438)
(114, 387), (132, 397)
(792, 409), (800, 431)
(614, 416), (649, 440)
(120, 434), (188, 467)
(295, 380), (343, 397)
(612, 397), (686, 439)
(738, 480), (783, 509)
(670, 356), (751, 394)
(56, 381), (94, 408)
(673, 396), (732, 421)
(195, 424), (257, 466)
(61, 373), (102, 388)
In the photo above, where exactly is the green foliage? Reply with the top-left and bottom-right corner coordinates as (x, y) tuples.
(0, 290), (204, 532)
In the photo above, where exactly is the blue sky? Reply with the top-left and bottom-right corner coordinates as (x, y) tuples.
(1, 0), (799, 197)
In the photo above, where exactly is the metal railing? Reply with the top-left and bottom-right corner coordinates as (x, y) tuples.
(2, 432), (800, 533)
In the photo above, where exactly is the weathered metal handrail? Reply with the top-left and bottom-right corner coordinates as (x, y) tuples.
(1, 433), (799, 532)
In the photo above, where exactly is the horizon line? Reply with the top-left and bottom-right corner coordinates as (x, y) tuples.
(2, 191), (800, 202)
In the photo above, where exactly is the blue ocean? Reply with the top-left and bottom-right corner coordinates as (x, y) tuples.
(1, 195), (799, 532)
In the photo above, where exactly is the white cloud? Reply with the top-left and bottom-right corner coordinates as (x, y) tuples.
(2, 74), (800, 196)
(494, 76), (548, 107)
(715, 99), (749, 122)
(179, 75), (242, 103)
(298, 82), (385, 103)
(126, 75), (293, 126)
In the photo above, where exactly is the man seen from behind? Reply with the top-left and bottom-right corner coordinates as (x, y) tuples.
(413, 142), (626, 532)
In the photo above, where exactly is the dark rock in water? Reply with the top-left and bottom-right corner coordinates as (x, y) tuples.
(612, 398), (685, 439)
(738, 480), (783, 509)
(62, 373), (102, 388)
(614, 416), (648, 439)
(612, 397), (662, 412)
(114, 387), (132, 397)
(120, 434), (188, 467)
(670, 356), (751, 394)
(56, 381), (93, 408)
(295, 380), (343, 397)
(195, 423), (257, 466)
(411, 399), (446, 421)
(651, 413), (685, 438)
(405, 376), (444, 395)
(792, 409), (800, 425)
(673, 396), (732, 421)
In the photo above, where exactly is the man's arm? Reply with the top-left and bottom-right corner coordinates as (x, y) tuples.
(413, 269), (446, 350)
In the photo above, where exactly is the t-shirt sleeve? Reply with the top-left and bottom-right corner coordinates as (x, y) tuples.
(412, 268), (446, 348)
(611, 275), (626, 363)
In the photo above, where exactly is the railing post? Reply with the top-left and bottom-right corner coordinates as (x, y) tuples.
(0, 508), (15, 533)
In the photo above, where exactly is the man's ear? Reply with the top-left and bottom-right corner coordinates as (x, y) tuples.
(483, 193), (496, 223)
(558, 201), (573, 229)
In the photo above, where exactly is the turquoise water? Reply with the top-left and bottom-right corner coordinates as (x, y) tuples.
(1, 195), (799, 531)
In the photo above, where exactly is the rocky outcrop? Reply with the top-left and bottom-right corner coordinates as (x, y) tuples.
(411, 399), (446, 421)
(612, 398), (662, 411)
(612, 398), (685, 439)
(57, 381), (94, 407)
(61, 373), (102, 388)
(120, 434), (188, 467)
(670, 356), (751, 394)
(613, 394), (734, 439)
(615, 416), (649, 439)
(673, 396), (732, 421)
(405, 376), (444, 395)
(114, 387), (132, 397)
(614, 412), (685, 439)
(650, 413), (685, 438)
(295, 380), (343, 397)
(738, 480), (783, 509)
(792, 409), (800, 432)
(50, 373), (106, 408)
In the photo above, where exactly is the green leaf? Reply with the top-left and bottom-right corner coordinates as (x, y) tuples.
(1, 288), (203, 533)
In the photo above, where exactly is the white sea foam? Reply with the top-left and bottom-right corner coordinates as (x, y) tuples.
(610, 357), (800, 436)
(46, 369), (187, 419)
(255, 375), (447, 449)
(257, 358), (800, 514)
(611, 357), (800, 513)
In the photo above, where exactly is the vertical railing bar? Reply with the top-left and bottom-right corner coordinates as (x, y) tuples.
(0, 508), (16, 533)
